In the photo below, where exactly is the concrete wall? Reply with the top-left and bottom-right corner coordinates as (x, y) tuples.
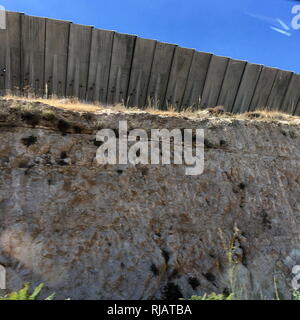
(0, 11), (299, 115)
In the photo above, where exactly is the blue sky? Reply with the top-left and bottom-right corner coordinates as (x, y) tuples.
(1, 0), (300, 73)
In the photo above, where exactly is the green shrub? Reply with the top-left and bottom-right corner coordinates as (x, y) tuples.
(0, 283), (55, 300)
(41, 109), (56, 121)
(292, 290), (300, 301)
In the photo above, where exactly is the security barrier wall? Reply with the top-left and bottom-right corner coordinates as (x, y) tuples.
(0, 11), (299, 115)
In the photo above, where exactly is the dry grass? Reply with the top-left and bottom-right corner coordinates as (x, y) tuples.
(3, 95), (102, 112)
(237, 109), (298, 121)
(2, 95), (189, 115)
(1, 95), (299, 123)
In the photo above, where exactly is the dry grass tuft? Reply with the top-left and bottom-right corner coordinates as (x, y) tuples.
(3, 95), (102, 112)
(237, 109), (297, 122)
(1, 95), (299, 123)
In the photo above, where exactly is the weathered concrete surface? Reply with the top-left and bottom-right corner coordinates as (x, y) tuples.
(0, 12), (22, 95)
(232, 63), (262, 114)
(2, 11), (300, 114)
(44, 18), (69, 98)
(200, 55), (229, 109)
(127, 37), (156, 108)
(0, 99), (299, 300)
(146, 42), (176, 110)
(181, 51), (211, 111)
(164, 47), (194, 111)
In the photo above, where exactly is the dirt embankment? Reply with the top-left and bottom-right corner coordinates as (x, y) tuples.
(0, 98), (299, 299)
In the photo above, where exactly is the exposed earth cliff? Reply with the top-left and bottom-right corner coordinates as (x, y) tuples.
(0, 99), (299, 299)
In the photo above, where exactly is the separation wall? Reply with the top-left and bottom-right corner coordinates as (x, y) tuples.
(0, 11), (299, 115)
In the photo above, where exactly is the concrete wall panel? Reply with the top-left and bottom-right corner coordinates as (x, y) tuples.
(181, 51), (211, 110)
(249, 66), (278, 111)
(127, 37), (156, 108)
(281, 73), (300, 115)
(0, 11), (21, 94)
(86, 28), (114, 104)
(232, 63), (262, 113)
(146, 42), (176, 110)
(107, 32), (136, 105)
(45, 18), (70, 97)
(66, 24), (93, 100)
(164, 47), (194, 111)
(217, 59), (246, 112)
(21, 15), (46, 96)
(200, 55), (229, 108)
(294, 100), (300, 116)
(267, 70), (293, 111)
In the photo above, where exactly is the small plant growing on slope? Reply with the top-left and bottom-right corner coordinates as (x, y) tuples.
(0, 283), (55, 300)
(292, 290), (300, 301)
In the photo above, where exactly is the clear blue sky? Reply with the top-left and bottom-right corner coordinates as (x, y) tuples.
(1, 0), (300, 73)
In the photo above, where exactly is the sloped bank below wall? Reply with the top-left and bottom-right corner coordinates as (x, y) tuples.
(0, 100), (299, 299)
